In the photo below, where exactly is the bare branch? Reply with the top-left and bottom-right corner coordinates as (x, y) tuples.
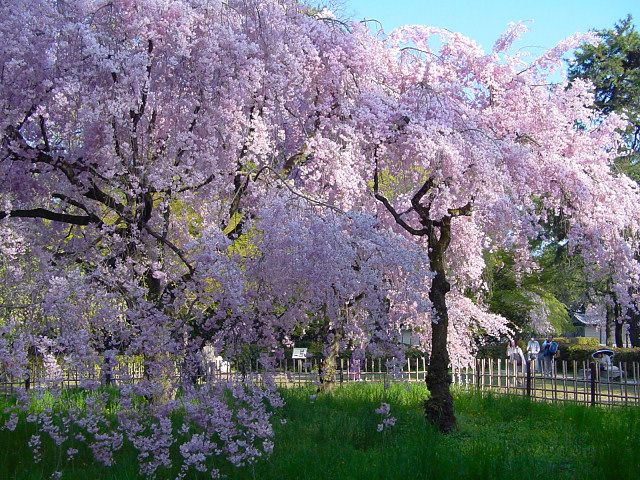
(373, 155), (428, 236)
(0, 208), (95, 226)
(142, 223), (195, 276)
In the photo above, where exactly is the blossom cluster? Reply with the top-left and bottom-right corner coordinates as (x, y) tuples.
(375, 402), (397, 432)
(1, 0), (640, 476)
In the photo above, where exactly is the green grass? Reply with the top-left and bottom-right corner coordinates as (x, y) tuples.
(2, 383), (640, 479)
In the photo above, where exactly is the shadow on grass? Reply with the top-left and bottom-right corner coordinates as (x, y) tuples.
(2, 384), (639, 479)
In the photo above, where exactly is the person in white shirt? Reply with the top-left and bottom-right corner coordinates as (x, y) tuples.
(507, 339), (526, 382)
(526, 337), (540, 374)
(595, 352), (612, 370)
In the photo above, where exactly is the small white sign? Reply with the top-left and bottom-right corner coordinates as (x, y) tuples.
(292, 348), (308, 359)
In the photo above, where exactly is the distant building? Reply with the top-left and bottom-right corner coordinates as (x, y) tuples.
(571, 311), (602, 342)
(570, 311), (631, 346)
(399, 328), (421, 347)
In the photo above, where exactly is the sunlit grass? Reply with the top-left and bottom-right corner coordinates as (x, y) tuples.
(2, 383), (639, 479)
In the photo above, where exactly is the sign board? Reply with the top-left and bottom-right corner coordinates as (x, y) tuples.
(292, 348), (308, 359)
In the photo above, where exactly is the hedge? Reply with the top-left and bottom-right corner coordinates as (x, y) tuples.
(477, 337), (640, 364)
(563, 345), (640, 364)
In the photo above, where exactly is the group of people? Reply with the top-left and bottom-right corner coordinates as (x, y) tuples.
(507, 336), (558, 377)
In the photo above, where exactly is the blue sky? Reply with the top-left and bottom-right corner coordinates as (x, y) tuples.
(342, 0), (640, 54)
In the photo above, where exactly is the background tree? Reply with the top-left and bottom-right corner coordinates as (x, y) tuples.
(2, 5), (640, 477)
(568, 15), (640, 174)
(484, 249), (575, 336)
(568, 15), (640, 346)
(339, 22), (640, 432)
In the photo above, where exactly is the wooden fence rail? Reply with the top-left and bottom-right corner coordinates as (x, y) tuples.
(453, 358), (640, 406)
(2, 357), (639, 407)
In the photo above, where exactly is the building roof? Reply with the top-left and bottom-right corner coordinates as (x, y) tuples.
(571, 311), (599, 327)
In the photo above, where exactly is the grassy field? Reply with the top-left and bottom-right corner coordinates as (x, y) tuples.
(1, 383), (639, 480)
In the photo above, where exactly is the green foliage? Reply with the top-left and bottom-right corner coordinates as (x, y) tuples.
(3, 384), (640, 479)
(563, 345), (640, 363)
(532, 243), (593, 320)
(484, 249), (574, 336)
(484, 250), (534, 330)
(476, 344), (509, 359)
(539, 292), (574, 334)
(568, 14), (640, 165)
(568, 336), (601, 346)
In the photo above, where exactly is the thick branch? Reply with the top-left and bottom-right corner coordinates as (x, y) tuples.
(448, 202), (472, 217)
(411, 176), (435, 222)
(373, 156), (428, 236)
(0, 208), (94, 226)
(51, 193), (103, 225)
(142, 223), (194, 276)
(176, 173), (216, 194)
(374, 192), (429, 236)
(5, 126), (128, 216)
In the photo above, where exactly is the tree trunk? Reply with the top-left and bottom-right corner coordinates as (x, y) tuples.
(144, 353), (176, 405)
(373, 172), (467, 434)
(605, 303), (614, 347)
(424, 271), (456, 433)
(423, 218), (456, 433)
(613, 301), (624, 347)
(615, 321), (624, 348)
(628, 309), (640, 347)
(317, 329), (342, 393)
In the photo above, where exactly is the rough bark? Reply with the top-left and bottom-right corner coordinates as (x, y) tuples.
(606, 303), (614, 347)
(628, 309), (640, 347)
(423, 217), (457, 433)
(317, 329), (343, 393)
(374, 168), (468, 433)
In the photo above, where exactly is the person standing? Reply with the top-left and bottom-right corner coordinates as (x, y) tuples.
(507, 339), (526, 384)
(541, 335), (556, 376)
(526, 337), (540, 374)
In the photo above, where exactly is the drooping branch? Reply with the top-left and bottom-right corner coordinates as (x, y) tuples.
(129, 39), (154, 171)
(253, 165), (346, 214)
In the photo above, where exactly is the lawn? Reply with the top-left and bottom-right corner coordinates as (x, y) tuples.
(1, 383), (639, 479)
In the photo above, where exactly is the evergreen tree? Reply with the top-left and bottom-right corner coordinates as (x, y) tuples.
(568, 14), (640, 178)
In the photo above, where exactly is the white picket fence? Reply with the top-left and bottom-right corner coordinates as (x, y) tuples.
(2, 356), (639, 406)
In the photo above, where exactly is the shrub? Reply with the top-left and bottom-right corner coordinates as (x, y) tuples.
(571, 337), (601, 346)
(563, 345), (640, 364)
(476, 337), (601, 362)
(476, 344), (508, 360)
